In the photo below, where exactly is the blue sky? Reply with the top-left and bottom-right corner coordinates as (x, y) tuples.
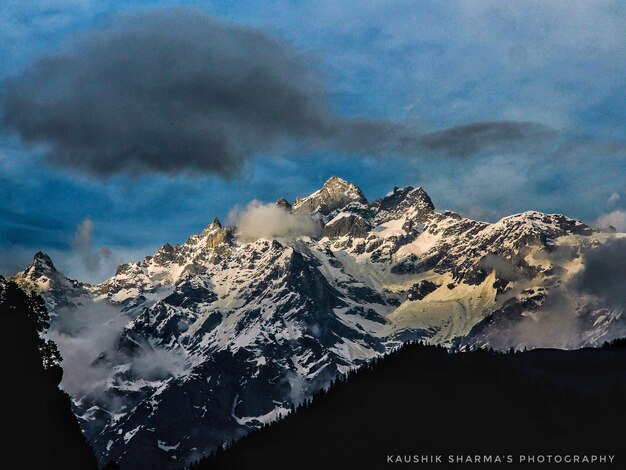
(1, 0), (625, 282)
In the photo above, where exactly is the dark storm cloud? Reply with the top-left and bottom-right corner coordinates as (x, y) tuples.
(420, 121), (553, 157)
(1, 8), (329, 177)
(550, 139), (626, 161)
(574, 237), (626, 311)
(0, 7), (552, 178)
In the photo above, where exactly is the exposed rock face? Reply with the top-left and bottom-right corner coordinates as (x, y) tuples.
(292, 176), (368, 218)
(322, 214), (371, 239)
(371, 186), (434, 224)
(13, 175), (624, 469)
(276, 197), (292, 210)
(150, 243), (176, 265)
(406, 280), (439, 301)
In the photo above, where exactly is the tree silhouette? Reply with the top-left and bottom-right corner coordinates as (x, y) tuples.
(193, 339), (626, 469)
(0, 278), (98, 469)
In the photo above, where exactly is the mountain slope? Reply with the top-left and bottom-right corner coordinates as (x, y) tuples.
(12, 176), (626, 468)
(196, 342), (626, 470)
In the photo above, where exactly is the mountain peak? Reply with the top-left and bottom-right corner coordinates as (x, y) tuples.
(322, 176), (365, 195)
(276, 197), (292, 210)
(372, 186), (435, 224)
(293, 176), (367, 216)
(198, 218), (224, 237)
(196, 217), (234, 252)
(323, 175), (350, 187)
(11, 251), (72, 302)
(31, 251), (57, 273)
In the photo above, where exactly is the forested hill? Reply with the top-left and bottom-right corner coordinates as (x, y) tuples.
(0, 278), (98, 469)
(195, 341), (626, 470)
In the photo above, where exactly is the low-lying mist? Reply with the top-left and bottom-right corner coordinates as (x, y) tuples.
(48, 299), (187, 410)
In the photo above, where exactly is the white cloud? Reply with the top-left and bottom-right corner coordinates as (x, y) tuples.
(48, 300), (127, 398)
(228, 200), (321, 242)
(596, 210), (626, 232)
(48, 298), (187, 411)
(608, 192), (621, 206)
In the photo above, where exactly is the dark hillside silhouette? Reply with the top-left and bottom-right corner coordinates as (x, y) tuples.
(195, 341), (626, 470)
(0, 278), (98, 469)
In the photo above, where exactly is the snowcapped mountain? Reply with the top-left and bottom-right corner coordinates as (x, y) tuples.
(12, 251), (91, 312)
(12, 176), (626, 468)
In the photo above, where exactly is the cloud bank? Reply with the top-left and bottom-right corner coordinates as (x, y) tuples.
(48, 300), (128, 397)
(0, 7), (549, 178)
(421, 121), (553, 157)
(229, 201), (321, 242)
(574, 237), (626, 311)
(596, 210), (626, 232)
(49, 298), (187, 410)
(483, 238), (626, 350)
(478, 253), (525, 281)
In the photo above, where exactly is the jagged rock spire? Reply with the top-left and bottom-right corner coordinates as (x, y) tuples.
(199, 217), (223, 237)
(292, 176), (367, 216)
(321, 176), (367, 203)
(372, 186), (435, 224)
(276, 197), (292, 210)
(31, 251), (57, 272)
